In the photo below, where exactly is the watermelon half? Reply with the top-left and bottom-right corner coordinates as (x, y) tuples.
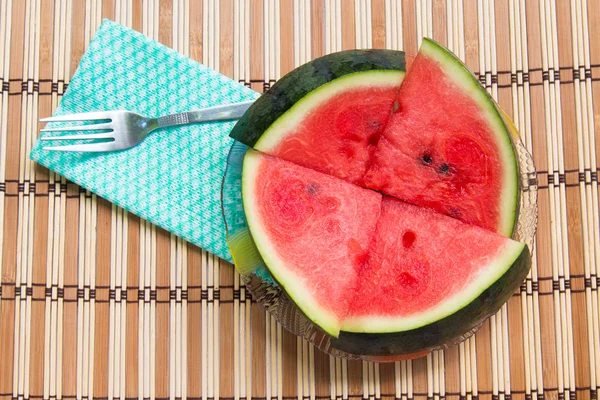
(230, 50), (407, 184)
(363, 38), (519, 236)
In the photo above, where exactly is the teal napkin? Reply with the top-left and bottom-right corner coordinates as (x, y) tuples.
(30, 20), (259, 262)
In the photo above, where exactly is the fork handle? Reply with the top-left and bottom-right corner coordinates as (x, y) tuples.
(156, 100), (255, 128)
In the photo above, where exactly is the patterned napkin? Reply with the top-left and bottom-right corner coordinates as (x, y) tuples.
(30, 20), (260, 262)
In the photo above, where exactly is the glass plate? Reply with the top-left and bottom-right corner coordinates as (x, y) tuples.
(221, 131), (538, 362)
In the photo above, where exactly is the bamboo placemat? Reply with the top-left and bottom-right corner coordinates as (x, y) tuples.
(0, 1), (599, 400)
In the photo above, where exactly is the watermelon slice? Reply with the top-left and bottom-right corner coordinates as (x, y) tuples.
(230, 50), (407, 184)
(362, 38), (519, 236)
(242, 149), (382, 336)
(335, 197), (530, 354)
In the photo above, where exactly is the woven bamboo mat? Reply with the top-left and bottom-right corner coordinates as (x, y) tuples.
(0, 1), (599, 400)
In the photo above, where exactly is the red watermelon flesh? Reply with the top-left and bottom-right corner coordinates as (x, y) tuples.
(254, 71), (404, 185)
(362, 39), (517, 236)
(342, 197), (525, 333)
(242, 150), (382, 336)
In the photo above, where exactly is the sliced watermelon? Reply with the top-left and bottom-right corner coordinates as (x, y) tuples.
(329, 197), (530, 355)
(230, 50), (407, 184)
(252, 73), (402, 184)
(225, 39), (531, 355)
(362, 38), (519, 236)
(242, 149), (382, 336)
(342, 198), (529, 336)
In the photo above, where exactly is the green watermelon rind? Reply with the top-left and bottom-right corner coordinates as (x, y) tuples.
(419, 38), (519, 237)
(341, 240), (528, 333)
(229, 49), (407, 147)
(254, 70), (406, 152)
(332, 245), (531, 356)
(241, 148), (342, 338)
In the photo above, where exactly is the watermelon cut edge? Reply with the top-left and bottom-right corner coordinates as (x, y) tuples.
(254, 70), (406, 153)
(420, 38), (520, 236)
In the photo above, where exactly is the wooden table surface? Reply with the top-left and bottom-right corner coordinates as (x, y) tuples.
(0, 1), (599, 400)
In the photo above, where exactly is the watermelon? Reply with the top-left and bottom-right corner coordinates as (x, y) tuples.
(230, 50), (407, 184)
(333, 197), (530, 355)
(362, 38), (519, 236)
(224, 38), (531, 355)
(242, 149), (382, 336)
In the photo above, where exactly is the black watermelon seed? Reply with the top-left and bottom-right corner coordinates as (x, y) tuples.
(438, 163), (450, 174)
(420, 155), (433, 165)
(392, 100), (401, 113)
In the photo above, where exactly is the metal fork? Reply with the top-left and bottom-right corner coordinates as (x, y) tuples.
(40, 100), (255, 152)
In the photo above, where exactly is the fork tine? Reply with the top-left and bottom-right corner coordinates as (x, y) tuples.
(40, 123), (113, 133)
(39, 111), (113, 122)
(42, 141), (125, 152)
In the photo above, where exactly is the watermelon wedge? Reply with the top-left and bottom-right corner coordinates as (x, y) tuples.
(230, 50), (407, 184)
(242, 149), (382, 336)
(334, 197), (530, 354)
(362, 38), (519, 236)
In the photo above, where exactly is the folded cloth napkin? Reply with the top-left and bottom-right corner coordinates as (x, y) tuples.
(30, 20), (259, 262)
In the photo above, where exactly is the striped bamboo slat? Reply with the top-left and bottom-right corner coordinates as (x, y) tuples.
(0, 1), (599, 400)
